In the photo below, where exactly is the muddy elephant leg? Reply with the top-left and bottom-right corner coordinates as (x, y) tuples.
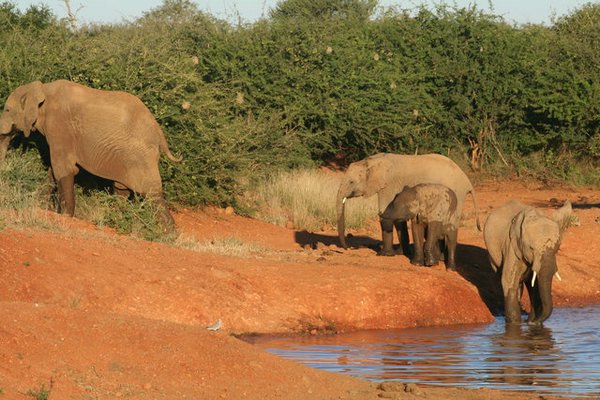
(410, 219), (426, 265)
(394, 220), (409, 255)
(57, 174), (76, 216)
(424, 221), (442, 266)
(379, 217), (396, 256)
(445, 228), (458, 271)
(502, 264), (524, 324)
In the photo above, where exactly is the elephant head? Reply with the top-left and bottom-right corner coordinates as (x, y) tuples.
(336, 154), (390, 248)
(0, 81), (46, 162)
(379, 185), (418, 222)
(486, 200), (572, 326)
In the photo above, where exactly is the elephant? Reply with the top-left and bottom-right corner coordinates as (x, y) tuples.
(0, 80), (181, 232)
(380, 183), (459, 270)
(483, 200), (572, 325)
(336, 153), (481, 255)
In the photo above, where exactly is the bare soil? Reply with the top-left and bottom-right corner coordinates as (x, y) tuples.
(1, 178), (599, 399)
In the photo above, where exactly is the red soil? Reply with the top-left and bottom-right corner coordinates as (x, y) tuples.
(1, 178), (599, 399)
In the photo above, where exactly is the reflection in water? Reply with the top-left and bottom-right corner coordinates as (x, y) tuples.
(248, 306), (600, 398)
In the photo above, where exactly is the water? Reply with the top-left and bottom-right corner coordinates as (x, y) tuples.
(248, 306), (600, 398)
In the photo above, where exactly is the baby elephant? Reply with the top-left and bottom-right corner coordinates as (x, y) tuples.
(380, 183), (458, 270)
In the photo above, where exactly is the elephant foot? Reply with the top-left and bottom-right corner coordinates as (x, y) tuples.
(410, 257), (425, 266)
(393, 245), (405, 256)
(377, 249), (396, 257)
(424, 254), (439, 267)
(445, 261), (457, 271)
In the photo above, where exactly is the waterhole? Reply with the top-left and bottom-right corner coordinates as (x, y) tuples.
(248, 306), (600, 398)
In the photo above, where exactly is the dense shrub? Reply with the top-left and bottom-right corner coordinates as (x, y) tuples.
(0, 0), (598, 213)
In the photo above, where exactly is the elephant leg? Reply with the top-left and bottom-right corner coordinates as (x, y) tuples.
(445, 228), (458, 271)
(379, 217), (396, 256)
(57, 174), (76, 216)
(113, 182), (131, 198)
(502, 262), (525, 324)
(394, 220), (409, 255)
(410, 219), (426, 265)
(424, 221), (442, 266)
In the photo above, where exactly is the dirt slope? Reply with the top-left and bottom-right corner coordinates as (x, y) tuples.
(0, 178), (599, 399)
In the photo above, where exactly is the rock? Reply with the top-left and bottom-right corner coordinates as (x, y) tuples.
(378, 382), (405, 392)
(224, 206), (235, 215)
(404, 383), (424, 396)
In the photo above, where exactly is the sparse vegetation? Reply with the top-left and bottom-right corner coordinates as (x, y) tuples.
(26, 384), (50, 400)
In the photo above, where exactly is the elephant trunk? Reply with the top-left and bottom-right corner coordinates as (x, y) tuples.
(337, 191), (348, 249)
(0, 134), (12, 163)
(530, 254), (556, 325)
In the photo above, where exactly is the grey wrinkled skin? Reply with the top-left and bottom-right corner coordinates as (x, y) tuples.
(484, 200), (572, 325)
(336, 153), (481, 256)
(380, 184), (459, 270)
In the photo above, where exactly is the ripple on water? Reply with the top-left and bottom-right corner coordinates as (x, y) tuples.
(248, 306), (600, 398)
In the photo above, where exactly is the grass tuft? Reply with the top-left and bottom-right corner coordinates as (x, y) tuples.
(26, 384), (50, 400)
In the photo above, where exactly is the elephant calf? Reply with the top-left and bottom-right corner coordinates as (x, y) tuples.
(380, 183), (459, 270)
(484, 200), (572, 325)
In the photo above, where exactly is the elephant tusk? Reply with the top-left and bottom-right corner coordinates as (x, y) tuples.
(342, 197), (347, 204)
(555, 271), (562, 281)
(531, 271), (537, 287)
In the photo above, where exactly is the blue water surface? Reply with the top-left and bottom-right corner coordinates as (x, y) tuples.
(249, 306), (600, 398)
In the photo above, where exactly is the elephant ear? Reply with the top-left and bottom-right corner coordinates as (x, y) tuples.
(19, 81), (45, 137)
(552, 200), (572, 238)
(508, 208), (531, 263)
(364, 156), (389, 197)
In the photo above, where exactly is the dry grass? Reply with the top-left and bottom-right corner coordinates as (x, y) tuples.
(248, 169), (378, 231)
(0, 152), (60, 230)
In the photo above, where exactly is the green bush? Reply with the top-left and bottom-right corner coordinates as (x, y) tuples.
(0, 0), (598, 227)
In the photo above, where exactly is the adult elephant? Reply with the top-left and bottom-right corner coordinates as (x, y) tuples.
(0, 80), (181, 232)
(483, 200), (572, 325)
(336, 153), (481, 254)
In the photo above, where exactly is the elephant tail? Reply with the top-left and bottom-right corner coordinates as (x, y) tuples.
(159, 130), (183, 163)
(469, 189), (482, 231)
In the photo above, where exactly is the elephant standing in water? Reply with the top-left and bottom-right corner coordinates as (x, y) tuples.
(484, 200), (572, 325)
(380, 184), (459, 270)
(336, 153), (481, 255)
(0, 80), (181, 232)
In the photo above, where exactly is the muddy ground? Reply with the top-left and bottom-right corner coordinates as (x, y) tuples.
(1, 179), (599, 399)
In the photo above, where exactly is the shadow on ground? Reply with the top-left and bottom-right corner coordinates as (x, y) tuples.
(531, 197), (600, 209)
(294, 230), (380, 251)
(456, 243), (504, 316)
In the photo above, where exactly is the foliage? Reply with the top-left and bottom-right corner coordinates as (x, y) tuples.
(0, 0), (599, 226)
(74, 190), (168, 241)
